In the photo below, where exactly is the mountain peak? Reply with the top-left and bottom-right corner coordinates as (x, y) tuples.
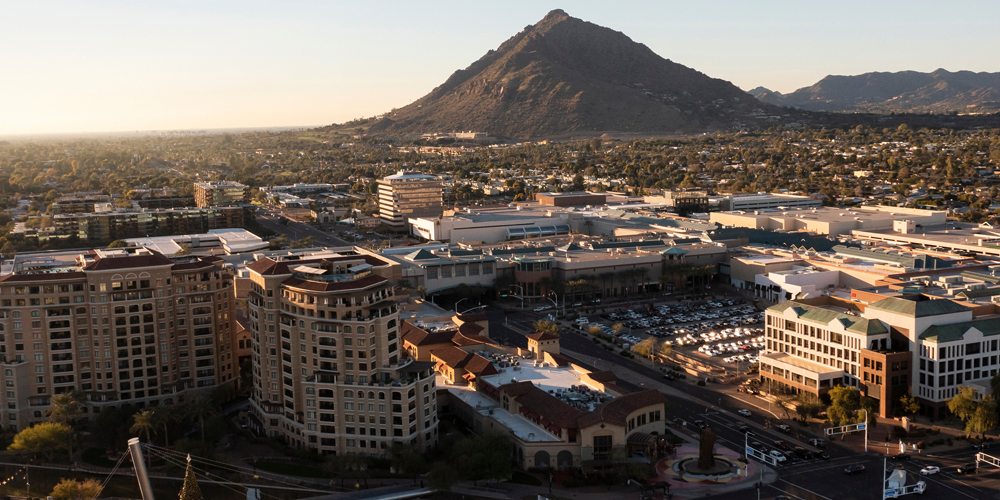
(367, 12), (774, 139)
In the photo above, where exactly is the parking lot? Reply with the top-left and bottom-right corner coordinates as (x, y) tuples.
(572, 297), (765, 370)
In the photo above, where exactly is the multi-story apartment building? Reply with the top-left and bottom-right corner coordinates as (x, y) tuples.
(0, 248), (239, 431)
(377, 171), (442, 230)
(762, 293), (1000, 418)
(194, 181), (250, 208)
(245, 249), (438, 456)
(46, 206), (251, 242)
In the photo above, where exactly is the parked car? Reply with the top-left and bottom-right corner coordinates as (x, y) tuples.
(919, 466), (940, 476)
(737, 409), (752, 417)
(845, 464), (866, 475)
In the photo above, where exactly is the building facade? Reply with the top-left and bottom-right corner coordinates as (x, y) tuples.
(194, 181), (250, 208)
(377, 171), (442, 230)
(0, 248), (239, 430)
(763, 293), (1000, 418)
(46, 206), (252, 242)
(245, 250), (438, 455)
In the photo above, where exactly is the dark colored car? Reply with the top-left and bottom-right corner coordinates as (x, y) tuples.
(817, 451), (831, 460)
(773, 440), (791, 451)
(845, 464), (866, 475)
(694, 419), (706, 429)
(793, 447), (813, 460)
(776, 424), (791, 434)
(808, 438), (827, 448)
(891, 453), (911, 461)
(739, 426), (754, 435)
(957, 463), (978, 475)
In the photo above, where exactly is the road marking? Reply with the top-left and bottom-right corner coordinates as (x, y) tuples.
(914, 472), (980, 499)
(775, 478), (833, 500)
(765, 484), (808, 500)
(782, 460), (866, 474)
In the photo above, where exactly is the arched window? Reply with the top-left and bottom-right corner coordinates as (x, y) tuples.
(357, 326), (365, 335)
(344, 326), (352, 333)
(344, 390), (353, 398)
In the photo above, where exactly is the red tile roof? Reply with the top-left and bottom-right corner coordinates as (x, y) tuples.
(456, 312), (488, 322)
(401, 321), (456, 346)
(577, 390), (665, 428)
(430, 346), (470, 368)
(282, 274), (386, 292)
(503, 382), (582, 430)
(84, 252), (173, 271)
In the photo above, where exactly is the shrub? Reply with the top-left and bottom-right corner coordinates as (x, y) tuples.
(697, 380), (706, 386)
(916, 441), (925, 450)
(620, 350), (630, 357)
(930, 427), (940, 435)
(947, 438), (953, 446)
(509, 470), (543, 486)
(892, 426), (908, 438)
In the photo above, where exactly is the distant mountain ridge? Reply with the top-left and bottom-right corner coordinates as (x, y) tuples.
(755, 69), (1000, 113)
(365, 10), (775, 139)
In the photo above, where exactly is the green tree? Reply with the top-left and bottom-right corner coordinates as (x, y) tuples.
(967, 395), (999, 438)
(948, 386), (978, 422)
(826, 386), (862, 427)
(50, 477), (102, 500)
(389, 443), (425, 483)
(46, 390), (84, 426)
(188, 398), (217, 442)
(427, 461), (458, 491)
(7, 422), (72, 462)
(108, 239), (129, 248)
(899, 393), (921, 416)
(155, 406), (183, 447)
(532, 319), (561, 337)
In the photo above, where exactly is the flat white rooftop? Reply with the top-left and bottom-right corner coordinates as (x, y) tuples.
(126, 228), (267, 257)
(479, 360), (599, 394)
(442, 376), (560, 442)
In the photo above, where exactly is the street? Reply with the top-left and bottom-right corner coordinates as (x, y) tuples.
(254, 208), (351, 247)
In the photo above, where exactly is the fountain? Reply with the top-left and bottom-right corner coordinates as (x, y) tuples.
(673, 426), (740, 480)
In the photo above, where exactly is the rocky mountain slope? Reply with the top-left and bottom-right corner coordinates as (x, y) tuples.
(755, 69), (1000, 113)
(366, 10), (774, 139)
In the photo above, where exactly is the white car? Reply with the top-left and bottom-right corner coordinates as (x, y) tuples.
(737, 409), (752, 417)
(919, 466), (940, 475)
(533, 306), (550, 312)
(769, 450), (787, 463)
(575, 317), (589, 324)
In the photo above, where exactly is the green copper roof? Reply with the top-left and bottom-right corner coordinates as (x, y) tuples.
(768, 301), (887, 336)
(956, 287), (1000, 299)
(867, 296), (969, 318)
(920, 317), (1000, 343)
(660, 247), (688, 255)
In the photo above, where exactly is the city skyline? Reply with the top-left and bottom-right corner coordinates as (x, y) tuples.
(2, 0), (998, 135)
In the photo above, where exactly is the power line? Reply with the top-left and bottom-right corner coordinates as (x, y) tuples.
(90, 448), (133, 500)
(148, 448), (287, 500)
(143, 442), (335, 492)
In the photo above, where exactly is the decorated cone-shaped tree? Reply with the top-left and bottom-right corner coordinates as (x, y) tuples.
(179, 454), (204, 500)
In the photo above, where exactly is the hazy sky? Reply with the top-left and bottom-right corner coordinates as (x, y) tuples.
(2, 0), (997, 135)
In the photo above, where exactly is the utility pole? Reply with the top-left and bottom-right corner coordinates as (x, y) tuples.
(129, 437), (156, 500)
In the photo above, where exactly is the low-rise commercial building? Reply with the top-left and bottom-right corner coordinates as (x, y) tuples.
(44, 205), (253, 242)
(711, 206), (947, 237)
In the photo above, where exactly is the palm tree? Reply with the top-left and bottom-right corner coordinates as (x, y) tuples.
(188, 398), (217, 442)
(46, 390), (84, 425)
(47, 390), (84, 460)
(598, 272), (614, 300)
(130, 410), (157, 466)
(155, 406), (183, 447)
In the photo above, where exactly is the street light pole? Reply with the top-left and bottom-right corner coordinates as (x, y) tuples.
(454, 298), (468, 314)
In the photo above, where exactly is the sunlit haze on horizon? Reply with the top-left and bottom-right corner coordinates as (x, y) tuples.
(2, 0), (997, 135)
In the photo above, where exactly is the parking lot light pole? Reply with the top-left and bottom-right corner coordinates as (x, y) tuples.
(510, 285), (525, 309)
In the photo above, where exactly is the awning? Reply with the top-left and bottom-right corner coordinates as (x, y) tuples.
(626, 432), (656, 445)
